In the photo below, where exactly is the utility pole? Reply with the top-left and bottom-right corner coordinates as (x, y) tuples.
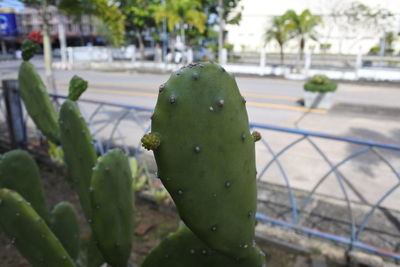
(218, 0), (224, 64)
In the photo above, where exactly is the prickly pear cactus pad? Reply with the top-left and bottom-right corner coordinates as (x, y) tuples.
(18, 61), (60, 144)
(90, 149), (134, 267)
(50, 202), (80, 261)
(142, 225), (266, 267)
(0, 150), (50, 222)
(59, 99), (97, 220)
(68, 75), (88, 101)
(147, 62), (258, 259)
(0, 189), (76, 267)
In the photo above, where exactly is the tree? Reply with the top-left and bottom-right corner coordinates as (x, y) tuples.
(125, 0), (160, 60)
(91, 0), (126, 47)
(21, 0), (57, 92)
(155, 0), (207, 57)
(21, 0), (125, 93)
(284, 9), (321, 59)
(59, 0), (125, 47)
(201, 0), (243, 59)
(326, 1), (395, 54)
(264, 15), (292, 65)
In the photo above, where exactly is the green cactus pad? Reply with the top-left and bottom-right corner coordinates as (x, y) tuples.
(68, 75), (88, 101)
(0, 189), (75, 267)
(21, 39), (39, 61)
(50, 202), (80, 260)
(59, 99), (97, 221)
(90, 149), (134, 267)
(142, 225), (266, 267)
(18, 61), (60, 144)
(141, 132), (161, 151)
(151, 62), (257, 259)
(0, 150), (50, 222)
(86, 236), (106, 267)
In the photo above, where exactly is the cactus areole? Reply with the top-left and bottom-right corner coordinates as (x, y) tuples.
(145, 62), (258, 259)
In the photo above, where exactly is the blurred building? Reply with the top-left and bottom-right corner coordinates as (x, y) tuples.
(17, 6), (98, 46)
(226, 0), (400, 55)
(0, 5), (104, 54)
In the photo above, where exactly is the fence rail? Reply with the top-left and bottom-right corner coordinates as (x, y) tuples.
(1, 91), (399, 262)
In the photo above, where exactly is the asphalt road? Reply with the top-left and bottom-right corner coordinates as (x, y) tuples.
(2, 59), (399, 145)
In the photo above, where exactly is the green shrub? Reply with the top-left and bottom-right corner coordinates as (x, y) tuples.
(368, 46), (380, 55)
(304, 74), (338, 93)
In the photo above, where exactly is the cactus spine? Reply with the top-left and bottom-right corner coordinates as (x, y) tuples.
(50, 202), (81, 261)
(59, 99), (97, 220)
(90, 149), (134, 267)
(0, 150), (50, 222)
(146, 62), (259, 260)
(0, 189), (75, 267)
(18, 61), (60, 144)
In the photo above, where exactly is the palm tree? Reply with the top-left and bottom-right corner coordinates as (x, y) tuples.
(284, 9), (321, 60)
(264, 15), (292, 66)
(155, 0), (206, 59)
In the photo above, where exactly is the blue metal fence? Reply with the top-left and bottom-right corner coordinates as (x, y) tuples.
(2, 93), (400, 261)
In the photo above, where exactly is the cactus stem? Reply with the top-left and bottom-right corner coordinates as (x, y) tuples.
(159, 83), (165, 92)
(194, 146), (201, 153)
(217, 99), (224, 107)
(241, 132), (246, 141)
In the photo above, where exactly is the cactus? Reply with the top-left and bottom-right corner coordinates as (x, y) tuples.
(86, 237), (106, 267)
(90, 149), (134, 267)
(144, 62), (258, 259)
(0, 189), (75, 267)
(59, 99), (97, 220)
(50, 202), (80, 261)
(0, 150), (50, 222)
(142, 224), (266, 267)
(68, 75), (88, 101)
(21, 39), (39, 61)
(18, 61), (60, 144)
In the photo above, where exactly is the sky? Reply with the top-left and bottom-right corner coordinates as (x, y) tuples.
(0, 0), (23, 11)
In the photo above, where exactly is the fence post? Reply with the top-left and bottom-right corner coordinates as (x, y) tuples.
(130, 45), (136, 62)
(2, 79), (27, 148)
(220, 48), (228, 65)
(259, 49), (266, 76)
(304, 52), (311, 74)
(355, 50), (362, 80)
(67, 47), (73, 66)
